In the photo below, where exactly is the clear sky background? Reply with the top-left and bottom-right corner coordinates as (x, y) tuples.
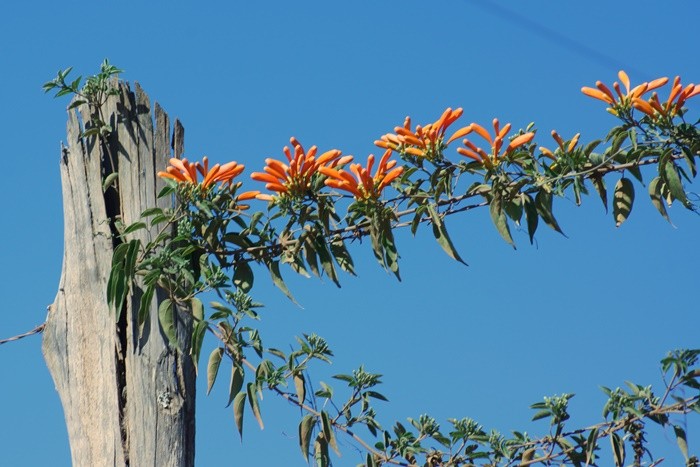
(1, 1), (698, 466)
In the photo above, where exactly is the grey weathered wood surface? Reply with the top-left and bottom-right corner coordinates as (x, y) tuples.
(43, 82), (195, 467)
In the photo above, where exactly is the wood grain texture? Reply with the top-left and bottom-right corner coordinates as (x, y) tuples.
(43, 83), (195, 467)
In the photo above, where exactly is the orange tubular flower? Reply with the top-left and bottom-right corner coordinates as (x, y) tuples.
(456, 119), (535, 169)
(158, 156), (252, 199)
(230, 189), (261, 211)
(195, 156), (246, 189)
(582, 70), (669, 116)
(375, 107), (470, 161)
(158, 157), (199, 184)
(632, 76), (700, 119)
(250, 137), (351, 201)
(539, 130), (580, 161)
(318, 149), (404, 201)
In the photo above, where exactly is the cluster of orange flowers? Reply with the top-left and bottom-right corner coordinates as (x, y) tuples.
(158, 156), (245, 188)
(375, 108), (469, 162)
(157, 157), (259, 207)
(318, 149), (404, 201)
(582, 70), (700, 119)
(158, 137), (404, 203)
(375, 108), (535, 168)
(158, 111), (537, 202)
(455, 119), (535, 169)
(250, 137), (351, 201)
(158, 71), (697, 204)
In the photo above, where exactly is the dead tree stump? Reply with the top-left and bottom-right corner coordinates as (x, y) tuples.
(43, 82), (195, 467)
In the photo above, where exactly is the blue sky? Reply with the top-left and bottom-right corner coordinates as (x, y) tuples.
(1, 1), (698, 465)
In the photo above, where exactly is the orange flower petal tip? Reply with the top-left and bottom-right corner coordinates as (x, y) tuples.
(581, 87), (615, 105)
(236, 190), (260, 201)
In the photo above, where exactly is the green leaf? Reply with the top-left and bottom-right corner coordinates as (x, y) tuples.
(123, 239), (140, 277)
(613, 178), (634, 227)
(190, 320), (207, 375)
(573, 177), (583, 206)
(190, 297), (204, 321)
(627, 165), (644, 184)
(137, 284), (155, 330)
(648, 177), (673, 224)
(329, 237), (355, 275)
(67, 99), (87, 110)
(610, 432), (625, 467)
(157, 183), (176, 199)
(102, 172), (119, 192)
(590, 176), (608, 213)
(320, 410), (340, 456)
(112, 242), (130, 266)
(81, 127), (101, 138)
(531, 410), (551, 421)
(55, 87), (74, 98)
(608, 131), (627, 156)
(69, 75), (82, 91)
(227, 365), (244, 407)
(247, 382), (264, 430)
(522, 193), (538, 244)
(303, 235), (321, 278)
(369, 225), (386, 271)
(583, 139), (602, 158)
(662, 159), (689, 206)
(585, 427), (599, 465)
(233, 391), (246, 439)
(209, 301), (233, 320)
(427, 203), (468, 264)
(535, 190), (565, 235)
(682, 145), (698, 177)
(312, 232), (340, 287)
(107, 264), (127, 320)
(365, 390), (388, 401)
(299, 414), (315, 462)
(381, 227), (401, 280)
(267, 260), (298, 304)
(314, 433), (330, 467)
(489, 195), (515, 248)
(206, 347), (224, 395)
(140, 207), (163, 218)
(410, 206), (425, 235)
(674, 425), (689, 461)
(158, 298), (179, 350)
(233, 261), (254, 292)
(504, 197), (523, 225)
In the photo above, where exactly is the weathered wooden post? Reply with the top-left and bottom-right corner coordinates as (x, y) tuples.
(42, 82), (196, 467)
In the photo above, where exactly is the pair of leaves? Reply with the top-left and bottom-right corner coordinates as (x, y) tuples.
(206, 347), (262, 439)
(488, 190), (563, 246)
(233, 382), (264, 439)
(299, 411), (340, 465)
